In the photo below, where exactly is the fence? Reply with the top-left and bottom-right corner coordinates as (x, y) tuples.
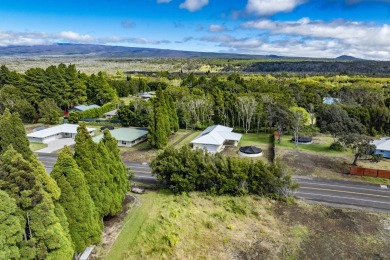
(349, 166), (390, 179)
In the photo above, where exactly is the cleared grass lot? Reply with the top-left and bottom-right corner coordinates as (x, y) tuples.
(95, 190), (390, 260)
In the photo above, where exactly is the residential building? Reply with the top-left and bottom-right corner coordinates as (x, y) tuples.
(70, 104), (100, 112)
(93, 128), (148, 147)
(190, 125), (242, 153)
(27, 124), (95, 143)
(373, 137), (390, 158)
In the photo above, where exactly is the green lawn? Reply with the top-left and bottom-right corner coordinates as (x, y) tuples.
(29, 142), (47, 151)
(239, 133), (271, 147)
(277, 135), (351, 156)
(174, 131), (201, 148)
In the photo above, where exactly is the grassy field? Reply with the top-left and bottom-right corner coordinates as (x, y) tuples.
(29, 142), (47, 151)
(277, 134), (351, 156)
(239, 133), (271, 146)
(173, 131), (201, 148)
(94, 190), (390, 260)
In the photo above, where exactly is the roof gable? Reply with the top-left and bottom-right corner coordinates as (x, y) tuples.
(191, 125), (242, 145)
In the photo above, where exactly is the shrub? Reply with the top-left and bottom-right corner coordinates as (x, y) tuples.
(330, 141), (345, 151)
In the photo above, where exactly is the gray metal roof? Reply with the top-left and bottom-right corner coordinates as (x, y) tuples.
(373, 137), (390, 151)
(27, 124), (96, 138)
(191, 125), (242, 145)
(93, 128), (148, 143)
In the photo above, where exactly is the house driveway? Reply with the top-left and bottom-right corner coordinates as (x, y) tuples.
(36, 138), (75, 153)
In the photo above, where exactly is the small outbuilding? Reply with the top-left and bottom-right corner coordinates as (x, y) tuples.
(27, 124), (96, 144)
(103, 109), (118, 119)
(93, 128), (148, 147)
(291, 136), (313, 144)
(239, 146), (263, 157)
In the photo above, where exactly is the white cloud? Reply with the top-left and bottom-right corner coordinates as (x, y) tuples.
(242, 18), (390, 47)
(157, 0), (172, 3)
(246, 0), (306, 16)
(0, 30), (166, 47)
(208, 24), (226, 32)
(179, 0), (209, 12)
(58, 31), (94, 42)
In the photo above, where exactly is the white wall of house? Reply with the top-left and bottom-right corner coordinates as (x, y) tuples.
(29, 130), (94, 144)
(193, 143), (222, 153)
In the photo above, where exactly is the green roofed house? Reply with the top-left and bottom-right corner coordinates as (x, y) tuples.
(93, 128), (148, 147)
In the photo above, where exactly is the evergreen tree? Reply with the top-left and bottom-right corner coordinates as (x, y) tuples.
(0, 146), (74, 260)
(148, 89), (171, 149)
(101, 130), (130, 214)
(38, 98), (62, 124)
(0, 190), (24, 260)
(51, 147), (102, 253)
(73, 123), (112, 217)
(0, 109), (33, 160)
(165, 93), (179, 133)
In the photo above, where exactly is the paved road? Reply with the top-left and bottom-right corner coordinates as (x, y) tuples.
(37, 153), (390, 212)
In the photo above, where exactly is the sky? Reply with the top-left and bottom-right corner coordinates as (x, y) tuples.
(0, 0), (390, 59)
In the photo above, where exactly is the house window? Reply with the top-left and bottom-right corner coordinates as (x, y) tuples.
(380, 150), (385, 153)
(122, 141), (127, 145)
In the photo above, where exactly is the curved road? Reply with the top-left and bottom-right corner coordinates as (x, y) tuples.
(37, 153), (390, 212)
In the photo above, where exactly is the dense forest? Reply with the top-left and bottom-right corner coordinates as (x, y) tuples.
(1, 63), (389, 139)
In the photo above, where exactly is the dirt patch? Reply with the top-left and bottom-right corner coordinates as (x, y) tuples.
(120, 145), (157, 163)
(280, 150), (350, 177)
(90, 193), (138, 259)
(273, 202), (390, 259)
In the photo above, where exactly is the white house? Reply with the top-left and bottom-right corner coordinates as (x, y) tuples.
(373, 137), (390, 159)
(27, 124), (95, 144)
(190, 125), (242, 153)
(93, 128), (148, 147)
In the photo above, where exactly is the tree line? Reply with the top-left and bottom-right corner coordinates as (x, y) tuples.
(117, 73), (390, 139)
(0, 64), (118, 123)
(151, 145), (298, 198)
(0, 110), (129, 259)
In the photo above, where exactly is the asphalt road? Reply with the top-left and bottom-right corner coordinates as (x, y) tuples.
(36, 153), (390, 212)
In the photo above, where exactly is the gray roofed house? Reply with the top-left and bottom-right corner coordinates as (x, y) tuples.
(70, 104), (100, 112)
(373, 137), (390, 159)
(191, 125), (242, 153)
(103, 109), (118, 119)
(93, 128), (148, 147)
(27, 124), (96, 144)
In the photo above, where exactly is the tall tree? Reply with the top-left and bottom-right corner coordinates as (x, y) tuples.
(0, 146), (74, 260)
(73, 123), (112, 217)
(38, 98), (62, 124)
(0, 109), (33, 160)
(235, 95), (258, 134)
(51, 147), (102, 253)
(148, 89), (170, 149)
(0, 190), (24, 260)
(101, 130), (130, 213)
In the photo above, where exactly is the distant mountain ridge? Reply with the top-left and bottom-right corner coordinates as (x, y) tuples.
(0, 44), (272, 59)
(0, 43), (364, 61)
